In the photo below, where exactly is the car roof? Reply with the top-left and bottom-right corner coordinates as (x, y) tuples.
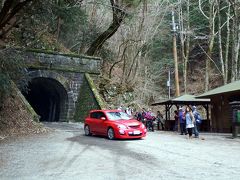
(89, 109), (122, 113)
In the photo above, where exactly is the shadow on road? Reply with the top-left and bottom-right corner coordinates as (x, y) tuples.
(42, 122), (159, 178)
(66, 134), (159, 166)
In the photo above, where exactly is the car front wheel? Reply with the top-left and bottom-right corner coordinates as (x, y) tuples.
(84, 125), (92, 136)
(107, 128), (115, 140)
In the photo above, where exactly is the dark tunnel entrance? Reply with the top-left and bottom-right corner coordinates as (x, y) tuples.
(23, 77), (68, 122)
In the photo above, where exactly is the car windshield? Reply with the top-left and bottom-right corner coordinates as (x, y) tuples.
(106, 111), (131, 121)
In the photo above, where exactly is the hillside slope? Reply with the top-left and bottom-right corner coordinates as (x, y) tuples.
(0, 93), (48, 139)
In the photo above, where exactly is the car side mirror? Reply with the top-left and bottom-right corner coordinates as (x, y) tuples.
(100, 117), (106, 120)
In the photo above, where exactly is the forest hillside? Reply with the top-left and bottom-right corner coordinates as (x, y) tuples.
(0, 0), (240, 136)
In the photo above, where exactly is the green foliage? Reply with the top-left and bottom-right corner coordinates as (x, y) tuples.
(149, 26), (174, 71)
(145, 16), (176, 96)
(13, 0), (103, 54)
(189, 0), (208, 36)
(52, 1), (90, 48)
(0, 48), (26, 106)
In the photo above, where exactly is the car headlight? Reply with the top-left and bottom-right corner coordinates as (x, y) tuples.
(141, 123), (145, 128)
(118, 124), (128, 129)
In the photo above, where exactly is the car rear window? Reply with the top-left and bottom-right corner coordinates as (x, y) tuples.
(106, 112), (131, 121)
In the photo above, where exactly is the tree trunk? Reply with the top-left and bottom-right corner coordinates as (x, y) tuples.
(86, 0), (126, 56)
(185, 0), (190, 94)
(224, 2), (231, 84)
(0, 0), (33, 36)
(235, 23), (240, 79)
(179, 0), (190, 94)
(231, 1), (240, 81)
(205, 1), (216, 92)
(217, 0), (225, 83)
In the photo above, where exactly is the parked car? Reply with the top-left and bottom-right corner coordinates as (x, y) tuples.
(84, 109), (147, 140)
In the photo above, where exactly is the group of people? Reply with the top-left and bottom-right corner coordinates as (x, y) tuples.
(118, 105), (133, 116)
(135, 108), (157, 131)
(118, 106), (165, 132)
(118, 105), (160, 131)
(117, 104), (202, 138)
(175, 106), (202, 138)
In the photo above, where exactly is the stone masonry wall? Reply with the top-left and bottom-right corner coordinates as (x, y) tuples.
(20, 49), (101, 74)
(18, 49), (102, 122)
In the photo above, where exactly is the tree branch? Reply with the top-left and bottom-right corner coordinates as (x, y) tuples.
(198, 0), (209, 19)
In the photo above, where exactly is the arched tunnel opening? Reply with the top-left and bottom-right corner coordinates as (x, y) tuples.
(23, 77), (68, 122)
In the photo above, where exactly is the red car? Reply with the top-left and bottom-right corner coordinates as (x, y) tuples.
(84, 109), (147, 140)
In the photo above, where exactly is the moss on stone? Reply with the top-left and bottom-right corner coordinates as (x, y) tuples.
(27, 64), (100, 74)
(21, 48), (102, 60)
(74, 74), (101, 122)
(85, 73), (107, 109)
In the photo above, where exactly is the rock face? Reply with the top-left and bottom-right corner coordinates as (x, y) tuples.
(14, 49), (103, 122)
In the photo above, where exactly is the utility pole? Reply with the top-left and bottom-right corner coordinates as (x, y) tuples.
(167, 69), (171, 99)
(172, 9), (180, 97)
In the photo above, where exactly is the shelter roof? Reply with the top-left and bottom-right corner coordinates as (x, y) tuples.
(151, 94), (210, 106)
(197, 80), (240, 98)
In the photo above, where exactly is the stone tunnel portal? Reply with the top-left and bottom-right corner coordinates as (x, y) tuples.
(23, 77), (68, 122)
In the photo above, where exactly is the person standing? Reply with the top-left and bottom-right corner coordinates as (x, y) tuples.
(136, 110), (142, 121)
(126, 105), (132, 116)
(192, 106), (201, 138)
(145, 109), (154, 131)
(141, 108), (146, 123)
(156, 111), (164, 130)
(185, 106), (195, 138)
(179, 107), (185, 135)
(174, 110), (179, 131)
(118, 105), (123, 111)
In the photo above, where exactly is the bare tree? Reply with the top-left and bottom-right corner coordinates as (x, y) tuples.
(229, 0), (240, 81)
(86, 0), (142, 56)
(199, 0), (217, 91)
(178, 0), (190, 93)
(217, 1), (231, 84)
(104, 1), (172, 104)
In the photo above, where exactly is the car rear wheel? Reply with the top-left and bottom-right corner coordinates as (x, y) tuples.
(107, 128), (115, 140)
(84, 125), (92, 136)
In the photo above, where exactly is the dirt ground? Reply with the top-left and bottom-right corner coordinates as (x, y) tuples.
(1, 122), (240, 180)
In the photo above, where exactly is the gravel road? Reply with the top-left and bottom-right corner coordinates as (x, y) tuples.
(1, 122), (240, 180)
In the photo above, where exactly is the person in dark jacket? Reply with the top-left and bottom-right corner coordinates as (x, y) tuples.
(179, 107), (186, 135)
(156, 111), (164, 130)
(136, 111), (142, 121)
(174, 110), (179, 131)
(192, 106), (201, 138)
(145, 109), (155, 132)
(141, 108), (146, 123)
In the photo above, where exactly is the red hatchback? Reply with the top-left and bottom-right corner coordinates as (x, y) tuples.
(84, 110), (147, 140)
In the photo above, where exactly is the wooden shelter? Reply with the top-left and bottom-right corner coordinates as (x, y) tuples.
(197, 80), (240, 133)
(152, 94), (211, 131)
